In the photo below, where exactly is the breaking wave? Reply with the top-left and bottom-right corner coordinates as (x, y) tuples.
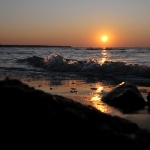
(17, 52), (150, 80)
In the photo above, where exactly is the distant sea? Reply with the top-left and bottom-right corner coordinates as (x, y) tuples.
(0, 45), (150, 86)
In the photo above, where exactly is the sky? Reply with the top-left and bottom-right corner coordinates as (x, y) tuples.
(0, 0), (150, 47)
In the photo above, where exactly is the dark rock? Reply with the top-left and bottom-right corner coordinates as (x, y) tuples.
(101, 82), (146, 113)
(0, 78), (150, 149)
(147, 92), (150, 104)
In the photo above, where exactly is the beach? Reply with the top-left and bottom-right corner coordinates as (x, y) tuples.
(1, 76), (150, 149)
(21, 77), (150, 131)
(1, 70), (150, 131)
(1, 0), (150, 147)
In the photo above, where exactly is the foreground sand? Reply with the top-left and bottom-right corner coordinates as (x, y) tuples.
(21, 77), (150, 130)
(1, 73), (150, 130)
(0, 77), (150, 149)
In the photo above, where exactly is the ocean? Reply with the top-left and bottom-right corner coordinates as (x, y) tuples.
(1, 46), (150, 129)
(1, 46), (150, 83)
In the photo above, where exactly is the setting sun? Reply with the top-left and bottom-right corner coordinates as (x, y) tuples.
(102, 36), (108, 42)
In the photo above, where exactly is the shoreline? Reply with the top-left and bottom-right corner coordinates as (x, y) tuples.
(0, 71), (150, 130)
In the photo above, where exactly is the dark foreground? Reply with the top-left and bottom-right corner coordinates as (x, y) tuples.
(0, 78), (150, 149)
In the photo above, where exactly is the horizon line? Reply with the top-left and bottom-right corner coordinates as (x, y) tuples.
(0, 44), (150, 48)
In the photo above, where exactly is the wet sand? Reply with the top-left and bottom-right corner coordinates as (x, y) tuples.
(20, 77), (150, 131)
(0, 71), (150, 131)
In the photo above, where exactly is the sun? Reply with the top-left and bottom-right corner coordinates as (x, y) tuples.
(101, 36), (108, 42)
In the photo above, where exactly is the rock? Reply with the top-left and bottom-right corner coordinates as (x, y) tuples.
(147, 92), (150, 104)
(101, 82), (146, 113)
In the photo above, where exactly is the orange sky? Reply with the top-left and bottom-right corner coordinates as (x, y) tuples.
(0, 1), (150, 47)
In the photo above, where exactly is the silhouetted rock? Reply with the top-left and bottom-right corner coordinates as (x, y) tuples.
(147, 92), (150, 104)
(0, 78), (150, 149)
(101, 82), (146, 113)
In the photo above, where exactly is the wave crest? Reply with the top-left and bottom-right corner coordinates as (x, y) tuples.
(17, 52), (150, 79)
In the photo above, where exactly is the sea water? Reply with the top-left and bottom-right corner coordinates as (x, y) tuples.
(0, 46), (150, 84)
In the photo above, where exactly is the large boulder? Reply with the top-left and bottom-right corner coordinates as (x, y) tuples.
(101, 82), (146, 113)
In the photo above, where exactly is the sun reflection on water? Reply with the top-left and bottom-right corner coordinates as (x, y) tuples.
(97, 86), (103, 92)
(100, 49), (107, 65)
(91, 95), (101, 101)
(90, 85), (113, 113)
